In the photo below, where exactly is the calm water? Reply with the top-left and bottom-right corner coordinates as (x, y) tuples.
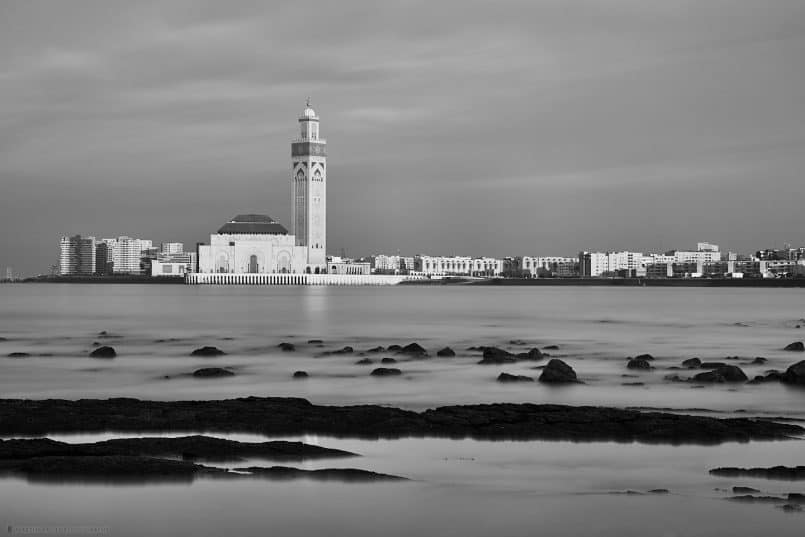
(2, 284), (805, 536)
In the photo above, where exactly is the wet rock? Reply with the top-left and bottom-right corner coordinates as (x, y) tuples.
(367, 346), (384, 353)
(788, 493), (805, 503)
(784, 341), (804, 351)
(648, 489), (669, 494)
(692, 365), (747, 383)
(436, 347), (456, 357)
(399, 343), (427, 356)
(748, 370), (783, 384)
(627, 358), (652, 370)
(733, 486), (760, 493)
(234, 466), (406, 482)
(682, 358), (702, 369)
(292, 371), (308, 379)
(700, 362), (727, 369)
(497, 372), (534, 383)
(543, 345), (559, 350)
(635, 353), (655, 361)
(355, 358), (373, 365)
(710, 466), (805, 480)
(779, 504), (803, 512)
(7, 352), (30, 358)
(307, 339), (323, 344)
(380, 357), (397, 364)
(517, 348), (544, 361)
(190, 346), (226, 357)
(538, 359), (578, 384)
(91, 341), (101, 346)
(478, 347), (516, 364)
(193, 368), (234, 378)
(387, 344), (402, 352)
(622, 382), (645, 386)
(664, 374), (686, 383)
(0, 455), (220, 482)
(278, 342), (295, 352)
(781, 360), (805, 385)
(327, 346), (354, 355)
(727, 495), (786, 503)
(751, 357), (768, 365)
(89, 346), (116, 358)
(370, 367), (402, 377)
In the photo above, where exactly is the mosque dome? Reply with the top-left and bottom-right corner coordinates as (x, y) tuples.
(300, 98), (318, 119)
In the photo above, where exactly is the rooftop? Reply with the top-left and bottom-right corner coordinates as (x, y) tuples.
(217, 214), (288, 235)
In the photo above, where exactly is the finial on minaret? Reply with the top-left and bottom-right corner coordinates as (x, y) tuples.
(306, 96), (311, 107)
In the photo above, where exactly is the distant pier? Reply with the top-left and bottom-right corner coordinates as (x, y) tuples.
(185, 273), (425, 286)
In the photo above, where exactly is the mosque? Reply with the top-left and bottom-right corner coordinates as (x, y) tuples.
(197, 101), (328, 275)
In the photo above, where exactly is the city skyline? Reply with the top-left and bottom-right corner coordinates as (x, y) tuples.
(3, 1), (805, 276)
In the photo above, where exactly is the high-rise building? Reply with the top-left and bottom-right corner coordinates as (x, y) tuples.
(106, 236), (153, 274)
(161, 242), (184, 255)
(59, 235), (96, 275)
(291, 98), (327, 272)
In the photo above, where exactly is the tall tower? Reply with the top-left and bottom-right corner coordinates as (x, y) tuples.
(290, 99), (327, 270)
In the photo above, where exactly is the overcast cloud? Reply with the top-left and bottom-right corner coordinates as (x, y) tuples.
(2, 0), (804, 275)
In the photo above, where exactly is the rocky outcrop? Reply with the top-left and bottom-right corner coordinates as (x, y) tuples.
(682, 358), (702, 369)
(234, 466), (406, 481)
(784, 341), (804, 351)
(7, 352), (30, 358)
(691, 365), (748, 383)
(278, 342), (295, 352)
(538, 359), (578, 383)
(436, 347), (456, 357)
(634, 354), (655, 361)
(781, 360), (805, 385)
(370, 368), (402, 376)
(292, 371), (308, 379)
(497, 373), (534, 383)
(380, 357), (397, 364)
(192, 368), (234, 378)
(748, 370), (783, 384)
(387, 344), (402, 352)
(478, 347), (516, 364)
(190, 346), (226, 357)
(89, 346), (116, 358)
(627, 358), (652, 370)
(355, 358), (373, 365)
(367, 346), (384, 353)
(399, 343), (427, 356)
(710, 466), (805, 480)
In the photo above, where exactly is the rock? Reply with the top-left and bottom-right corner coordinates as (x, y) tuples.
(543, 345), (559, 350)
(367, 346), (384, 353)
(781, 360), (805, 385)
(91, 341), (101, 346)
(622, 382), (645, 386)
(89, 346), (116, 358)
(370, 368), (402, 377)
(278, 342), (295, 352)
(497, 372), (534, 383)
(190, 346), (226, 357)
(710, 466), (805, 480)
(700, 362), (727, 369)
(292, 371), (308, 379)
(692, 365), (747, 383)
(517, 348), (544, 361)
(664, 374), (686, 383)
(307, 339), (323, 344)
(436, 347), (456, 357)
(478, 347), (516, 364)
(727, 495), (787, 503)
(380, 357), (397, 364)
(682, 358), (702, 369)
(0, 455), (220, 482)
(635, 353), (655, 361)
(627, 358), (652, 370)
(733, 486), (760, 493)
(387, 344), (402, 352)
(751, 357), (768, 365)
(234, 466), (406, 482)
(509, 339), (527, 345)
(748, 370), (783, 384)
(788, 493), (805, 503)
(193, 368), (234, 378)
(355, 358), (373, 365)
(330, 346), (354, 355)
(7, 352), (30, 358)
(538, 359), (578, 383)
(399, 343), (427, 356)
(779, 504), (803, 512)
(648, 489), (669, 494)
(784, 341), (804, 351)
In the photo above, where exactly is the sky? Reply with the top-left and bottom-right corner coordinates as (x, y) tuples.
(1, 0), (804, 276)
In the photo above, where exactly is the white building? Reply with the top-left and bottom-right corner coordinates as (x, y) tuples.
(416, 255), (503, 277)
(372, 254), (414, 274)
(161, 242), (184, 255)
(59, 235), (96, 275)
(104, 236), (153, 274)
(197, 101), (328, 275)
(520, 256), (578, 277)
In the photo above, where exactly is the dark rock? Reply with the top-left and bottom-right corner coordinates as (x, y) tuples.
(509, 339), (527, 345)
(234, 466), (406, 481)
(627, 358), (652, 370)
(436, 347), (456, 357)
(622, 382), (645, 386)
(370, 367), (402, 377)
(307, 339), (323, 344)
(727, 495), (786, 503)
(399, 343), (427, 356)
(781, 360), (805, 385)
(664, 374), (686, 383)
(748, 370), (783, 384)
(538, 359), (578, 383)
(648, 489), (669, 494)
(387, 344), (402, 352)
(89, 346), (116, 358)
(682, 358), (702, 369)
(478, 347), (516, 364)
(92, 341), (101, 346)
(784, 341), (804, 351)
(193, 368), (234, 378)
(355, 358), (373, 365)
(329, 346), (354, 355)
(788, 493), (805, 503)
(779, 504), (803, 512)
(380, 357), (397, 364)
(700, 362), (727, 369)
(733, 486), (760, 493)
(7, 352), (30, 358)
(543, 345), (559, 350)
(278, 342), (296, 352)
(0, 455), (220, 482)
(751, 357), (768, 365)
(191, 346), (226, 357)
(635, 353), (655, 361)
(517, 348), (544, 361)
(367, 346), (385, 353)
(292, 371), (308, 379)
(692, 365), (747, 383)
(497, 372), (534, 383)
(710, 466), (805, 480)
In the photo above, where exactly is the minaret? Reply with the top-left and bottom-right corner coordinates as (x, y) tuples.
(290, 99), (327, 271)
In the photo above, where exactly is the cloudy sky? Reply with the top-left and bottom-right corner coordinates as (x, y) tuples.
(1, 0), (804, 275)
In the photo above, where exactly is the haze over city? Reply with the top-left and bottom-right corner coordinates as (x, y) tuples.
(2, 0), (805, 276)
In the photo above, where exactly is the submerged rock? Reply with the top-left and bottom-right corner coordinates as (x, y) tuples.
(682, 357), (702, 369)
(478, 347), (516, 364)
(779, 503), (804, 512)
(436, 347), (456, 357)
(692, 365), (747, 383)
(387, 344), (402, 352)
(748, 370), (783, 384)
(329, 346), (354, 355)
(278, 342), (296, 352)
(355, 358), (373, 365)
(751, 357), (768, 365)
(89, 346), (116, 358)
(190, 346), (226, 357)
(497, 372), (534, 383)
(7, 352), (30, 358)
(234, 465), (406, 481)
(543, 345), (559, 350)
(307, 339), (323, 344)
(733, 486), (760, 493)
(399, 343), (427, 356)
(370, 367), (402, 377)
(781, 360), (805, 385)
(193, 368), (234, 378)
(292, 371), (308, 379)
(627, 358), (652, 370)
(784, 341), (804, 351)
(518, 348), (544, 361)
(380, 357), (397, 364)
(648, 489), (669, 494)
(367, 346), (385, 353)
(538, 359), (578, 383)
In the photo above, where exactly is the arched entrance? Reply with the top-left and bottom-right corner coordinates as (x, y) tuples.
(249, 254), (258, 273)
